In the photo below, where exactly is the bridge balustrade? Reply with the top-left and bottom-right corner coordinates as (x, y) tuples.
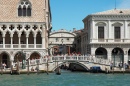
(52, 56), (64, 61)
(13, 55), (112, 69)
(16, 58), (48, 68)
(51, 55), (91, 61)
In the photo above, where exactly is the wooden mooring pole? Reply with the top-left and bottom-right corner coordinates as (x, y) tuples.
(10, 61), (13, 75)
(46, 58), (49, 75)
(27, 59), (30, 75)
(1, 62), (3, 75)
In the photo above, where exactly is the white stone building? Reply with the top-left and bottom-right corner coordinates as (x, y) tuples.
(49, 29), (76, 55)
(83, 9), (130, 66)
(0, 0), (51, 68)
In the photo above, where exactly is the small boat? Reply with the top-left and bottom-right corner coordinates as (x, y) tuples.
(56, 72), (61, 75)
(56, 67), (61, 75)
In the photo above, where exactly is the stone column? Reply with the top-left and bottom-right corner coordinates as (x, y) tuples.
(124, 21), (128, 39)
(3, 37), (5, 48)
(107, 48), (112, 63)
(11, 37), (13, 48)
(108, 20), (112, 39)
(42, 37), (45, 48)
(123, 49), (128, 64)
(10, 59), (14, 75)
(34, 37), (36, 48)
(91, 20), (95, 39)
(26, 37), (28, 48)
(42, 27), (46, 49)
(19, 37), (21, 48)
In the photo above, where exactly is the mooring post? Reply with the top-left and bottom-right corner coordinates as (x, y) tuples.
(36, 59), (39, 75)
(17, 57), (20, 75)
(10, 61), (13, 75)
(46, 57), (49, 75)
(27, 59), (30, 75)
(1, 62), (3, 75)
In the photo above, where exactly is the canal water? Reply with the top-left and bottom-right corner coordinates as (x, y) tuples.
(0, 70), (130, 86)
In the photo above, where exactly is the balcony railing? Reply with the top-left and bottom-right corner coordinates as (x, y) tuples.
(98, 39), (105, 42)
(114, 39), (121, 42)
(0, 44), (43, 48)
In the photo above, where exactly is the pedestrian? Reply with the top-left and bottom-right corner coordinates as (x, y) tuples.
(31, 67), (34, 71)
(3, 63), (6, 71)
(110, 63), (113, 70)
(35, 66), (39, 74)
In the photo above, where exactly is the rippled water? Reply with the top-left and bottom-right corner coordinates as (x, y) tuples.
(0, 70), (130, 86)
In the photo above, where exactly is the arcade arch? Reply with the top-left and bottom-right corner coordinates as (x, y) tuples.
(112, 47), (124, 66)
(0, 52), (10, 68)
(95, 47), (107, 59)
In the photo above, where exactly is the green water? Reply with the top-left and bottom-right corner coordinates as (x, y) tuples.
(0, 71), (130, 86)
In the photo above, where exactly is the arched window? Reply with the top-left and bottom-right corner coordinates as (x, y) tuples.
(18, 6), (22, 16)
(23, 5), (26, 16)
(27, 6), (31, 16)
(114, 27), (120, 39)
(112, 22), (123, 39)
(96, 22), (106, 39)
(18, 0), (32, 17)
(98, 26), (104, 39)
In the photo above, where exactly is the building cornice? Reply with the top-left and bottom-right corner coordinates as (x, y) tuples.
(91, 15), (130, 20)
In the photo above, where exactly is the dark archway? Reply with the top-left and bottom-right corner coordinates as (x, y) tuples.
(128, 49), (130, 65)
(0, 53), (10, 68)
(30, 52), (40, 60)
(95, 47), (107, 59)
(112, 47), (124, 67)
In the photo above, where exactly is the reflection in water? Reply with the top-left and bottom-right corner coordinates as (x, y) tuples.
(0, 70), (130, 86)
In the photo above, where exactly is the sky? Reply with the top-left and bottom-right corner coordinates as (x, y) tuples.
(50, 0), (130, 31)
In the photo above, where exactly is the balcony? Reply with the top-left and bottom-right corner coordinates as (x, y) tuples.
(0, 44), (42, 49)
(114, 39), (121, 42)
(98, 39), (105, 42)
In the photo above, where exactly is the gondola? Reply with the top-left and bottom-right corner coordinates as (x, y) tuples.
(56, 67), (61, 75)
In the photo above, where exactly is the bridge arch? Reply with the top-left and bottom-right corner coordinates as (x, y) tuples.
(51, 61), (89, 72)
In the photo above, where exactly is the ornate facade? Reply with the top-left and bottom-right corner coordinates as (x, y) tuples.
(0, 0), (51, 68)
(83, 9), (130, 66)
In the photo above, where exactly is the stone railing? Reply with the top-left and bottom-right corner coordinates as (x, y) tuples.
(51, 55), (110, 65)
(0, 44), (43, 48)
(16, 55), (111, 68)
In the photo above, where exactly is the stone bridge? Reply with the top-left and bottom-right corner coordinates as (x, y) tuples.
(14, 55), (111, 72)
